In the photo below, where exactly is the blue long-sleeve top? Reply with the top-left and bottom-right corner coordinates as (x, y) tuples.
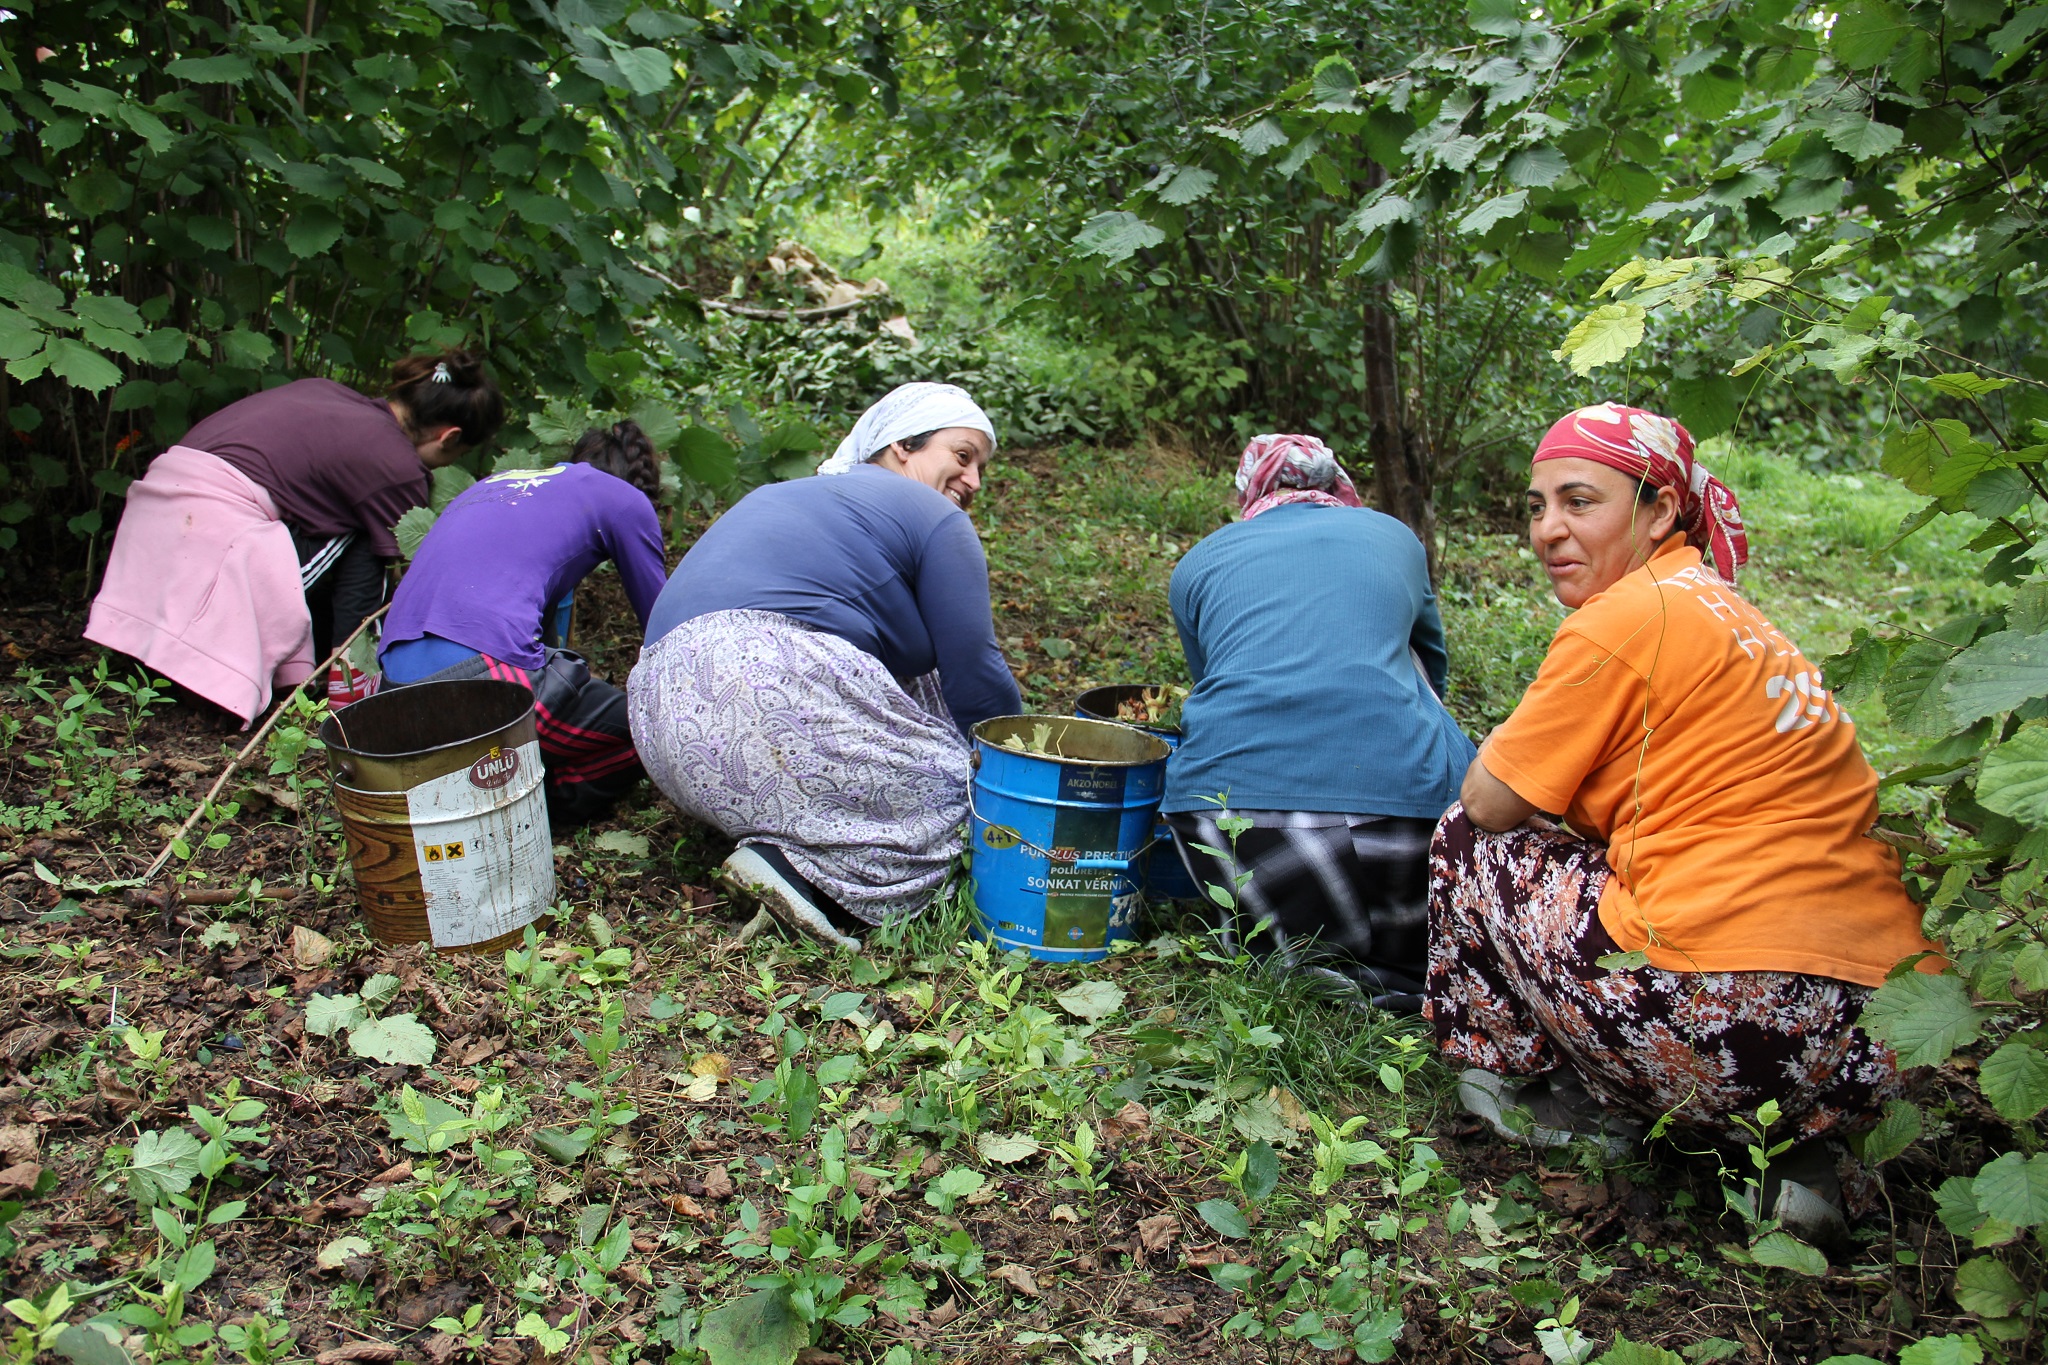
(1163, 503), (1476, 817)
(644, 463), (1022, 734)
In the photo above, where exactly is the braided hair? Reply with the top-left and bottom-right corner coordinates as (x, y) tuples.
(570, 420), (661, 500)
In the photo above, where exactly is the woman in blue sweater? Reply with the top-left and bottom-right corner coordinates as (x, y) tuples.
(1166, 434), (1476, 1010)
(629, 384), (1021, 949)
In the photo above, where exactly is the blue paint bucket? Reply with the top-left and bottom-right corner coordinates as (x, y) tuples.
(969, 715), (1171, 961)
(1073, 686), (1200, 903)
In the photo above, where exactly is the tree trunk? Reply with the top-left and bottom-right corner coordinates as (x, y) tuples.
(1363, 280), (1437, 580)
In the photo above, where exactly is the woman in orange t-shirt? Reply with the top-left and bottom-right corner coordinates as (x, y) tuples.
(1431, 403), (1939, 1235)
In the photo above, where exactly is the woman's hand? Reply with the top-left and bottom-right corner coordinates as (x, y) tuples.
(1461, 754), (1538, 832)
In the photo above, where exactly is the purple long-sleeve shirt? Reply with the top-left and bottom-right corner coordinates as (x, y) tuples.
(382, 462), (666, 670)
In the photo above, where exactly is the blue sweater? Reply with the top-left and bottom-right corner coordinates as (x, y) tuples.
(1164, 504), (1476, 817)
(645, 464), (1022, 733)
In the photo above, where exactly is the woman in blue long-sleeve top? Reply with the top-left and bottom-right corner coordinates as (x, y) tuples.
(1164, 434), (1477, 1010)
(629, 384), (1021, 949)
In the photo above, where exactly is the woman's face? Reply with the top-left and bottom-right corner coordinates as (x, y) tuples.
(883, 427), (993, 510)
(1525, 457), (1681, 608)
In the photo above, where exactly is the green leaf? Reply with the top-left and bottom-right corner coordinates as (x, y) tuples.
(1859, 971), (1985, 1069)
(1943, 632), (2048, 723)
(304, 992), (366, 1038)
(1818, 112), (1905, 162)
(66, 168), (131, 216)
(1310, 55), (1358, 106)
(1196, 1197), (1250, 1239)
(1346, 192), (1415, 237)
(1921, 372), (2012, 399)
(429, 465), (475, 514)
(1456, 189), (1528, 236)
(470, 262), (520, 293)
(1963, 466), (2030, 521)
(676, 426), (739, 486)
(361, 973), (401, 1009)
(392, 507), (437, 560)
(1242, 1139), (1280, 1204)
(976, 1132), (1042, 1164)
(1977, 725), (2048, 824)
(1883, 641), (1958, 736)
(1155, 166), (1218, 207)
(1748, 1230), (1828, 1276)
(1054, 979), (1125, 1021)
(1856, 1098), (1922, 1165)
(346, 1013), (437, 1065)
(1505, 144), (1569, 188)
(1979, 1041), (2048, 1123)
(697, 1287), (808, 1365)
(532, 1126), (595, 1164)
(127, 1127), (204, 1207)
(1551, 303), (1646, 376)
(51, 1323), (135, 1365)
(166, 54), (255, 84)
(1830, 0), (1911, 68)
(285, 208), (344, 258)
(592, 829), (649, 857)
(1593, 1337), (1684, 1365)
(43, 338), (123, 392)
(1899, 1333), (1986, 1365)
(1238, 118), (1287, 156)
(1952, 1256), (2026, 1318)
(1679, 67), (1744, 121)
(1073, 211), (1166, 264)
(1468, 0), (1524, 37)
(595, 1215), (632, 1273)
(316, 1235), (371, 1270)
(216, 328), (276, 370)
(609, 46), (675, 95)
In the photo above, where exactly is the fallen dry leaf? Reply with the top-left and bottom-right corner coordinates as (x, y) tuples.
(370, 1160), (413, 1185)
(1051, 1203), (1081, 1223)
(418, 1333), (459, 1365)
(664, 1193), (708, 1219)
(690, 1052), (732, 1079)
(1136, 1212), (1180, 1252)
(459, 1038), (502, 1067)
(1184, 1244), (1229, 1267)
(315, 1344), (399, 1364)
(94, 1063), (141, 1113)
(1271, 1086), (1311, 1132)
(292, 925), (335, 968)
(700, 1166), (734, 1201)
(0, 1125), (37, 1163)
(990, 1264), (1040, 1296)
(795, 1350), (847, 1365)
(923, 1297), (960, 1328)
(0, 1162), (41, 1193)
(1101, 1099), (1151, 1141)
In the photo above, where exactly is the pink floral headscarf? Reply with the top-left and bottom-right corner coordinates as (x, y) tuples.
(1532, 403), (1749, 581)
(1236, 434), (1364, 519)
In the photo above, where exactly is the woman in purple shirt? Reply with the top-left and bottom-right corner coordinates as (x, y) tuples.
(380, 422), (668, 825)
(630, 383), (1020, 949)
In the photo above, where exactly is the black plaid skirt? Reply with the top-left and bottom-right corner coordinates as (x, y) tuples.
(1164, 807), (1433, 998)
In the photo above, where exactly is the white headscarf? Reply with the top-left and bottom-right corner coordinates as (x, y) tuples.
(815, 382), (997, 476)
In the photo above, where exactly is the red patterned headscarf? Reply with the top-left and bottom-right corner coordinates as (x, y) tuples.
(1532, 403), (1749, 581)
(1236, 433), (1364, 519)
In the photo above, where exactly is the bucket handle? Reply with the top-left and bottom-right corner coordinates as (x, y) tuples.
(965, 784), (1155, 868)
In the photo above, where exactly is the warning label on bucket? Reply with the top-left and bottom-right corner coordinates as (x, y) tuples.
(405, 740), (553, 948)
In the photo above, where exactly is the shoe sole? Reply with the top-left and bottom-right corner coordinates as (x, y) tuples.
(718, 847), (861, 951)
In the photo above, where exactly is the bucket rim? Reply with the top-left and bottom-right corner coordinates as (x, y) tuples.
(1071, 683), (1184, 737)
(971, 713), (1172, 767)
(320, 678), (537, 759)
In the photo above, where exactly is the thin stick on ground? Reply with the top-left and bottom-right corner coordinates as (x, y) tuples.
(139, 604), (390, 884)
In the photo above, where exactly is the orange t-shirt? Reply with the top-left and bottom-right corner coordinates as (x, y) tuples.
(1482, 543), (1939, 986)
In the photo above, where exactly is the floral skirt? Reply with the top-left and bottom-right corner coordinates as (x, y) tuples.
(1426, 805), (1903, 1148)
(627, 610), (969, 924)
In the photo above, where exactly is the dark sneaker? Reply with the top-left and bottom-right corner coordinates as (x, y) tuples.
(1458, 1068), (1642, 1160)
(718, 844), (863, 951)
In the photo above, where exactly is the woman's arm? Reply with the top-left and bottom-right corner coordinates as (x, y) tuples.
(610, 497), (670, 628)
(1411, 582), (1451, 699)
(1461, 749), (1539, 831)
(914, 515), (1022, 731)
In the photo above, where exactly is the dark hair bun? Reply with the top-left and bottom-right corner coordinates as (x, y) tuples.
(387, 348), (505, 450)
(570, 420), (661, 500)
